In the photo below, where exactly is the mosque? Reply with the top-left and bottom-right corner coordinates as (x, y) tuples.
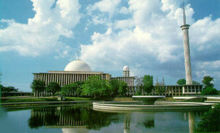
(33, 6), (203, 96)
(33, 59), (135, 94)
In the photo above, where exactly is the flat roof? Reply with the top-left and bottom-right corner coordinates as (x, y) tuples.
(33, 71), (109, 75)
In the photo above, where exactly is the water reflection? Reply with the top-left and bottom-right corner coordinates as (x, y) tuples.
(188, 112), (195, 133)
(26, 104), (206, 133)
(28, 104), (120, 130)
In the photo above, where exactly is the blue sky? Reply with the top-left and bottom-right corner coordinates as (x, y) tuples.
(0, 0), (220, 92)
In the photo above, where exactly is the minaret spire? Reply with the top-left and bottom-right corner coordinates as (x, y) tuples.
(182, 2), (186, 25)
(181, 2), (193, 85)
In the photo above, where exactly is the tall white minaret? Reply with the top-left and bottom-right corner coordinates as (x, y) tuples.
(181, 4), (193, 85)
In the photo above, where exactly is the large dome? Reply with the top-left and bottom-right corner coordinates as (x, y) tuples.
(64, 60), (91, 71)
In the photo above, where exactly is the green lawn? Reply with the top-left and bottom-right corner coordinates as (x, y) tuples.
(1, 96), (91, 103)
(1, 97), (58, 103)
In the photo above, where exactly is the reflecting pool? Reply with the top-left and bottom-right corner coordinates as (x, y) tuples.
(0, 104), (207, 133)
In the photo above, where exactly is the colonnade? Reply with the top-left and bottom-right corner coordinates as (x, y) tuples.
(34, 72), (110, 87)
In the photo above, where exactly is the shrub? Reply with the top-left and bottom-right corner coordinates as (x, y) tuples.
(197, 104), (220, 132)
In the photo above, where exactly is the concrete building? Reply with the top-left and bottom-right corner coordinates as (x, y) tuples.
(33, 60), (135, 96)
(33, 60), (111, 87)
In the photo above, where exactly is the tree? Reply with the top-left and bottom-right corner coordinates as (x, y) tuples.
(135, 77), (144, 95)
(61, 83), (77, 96)
(81, 76), (111, 99)
(197, 104), (220, 132)
(61, 81), (84, 96)
(75, 81), (84, 96)
(110, 79), (127, 96)
(31, 80), (46, 97)
(177, 79), (186, 85)
(201, 76), (218, 95)
(46, 82), (61, 96)
(109, 79), (120, 96)
(177, 78), (200, 85)
(0, 86), (18, 93)
(117, 81), (128, 96)
(202, 76), (214, 88)
(110, 79), (128, 97)
(201, 87), (218, 95)
(142, 75), (154, 94)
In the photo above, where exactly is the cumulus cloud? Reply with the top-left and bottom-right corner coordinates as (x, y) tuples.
(87, 0), (121, 17)
(80, 0), (220, 87)
(0, 0), (81, 57)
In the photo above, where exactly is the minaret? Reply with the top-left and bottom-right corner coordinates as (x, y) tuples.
(181, 5), (192, 85)
(123, 66), (130, 77)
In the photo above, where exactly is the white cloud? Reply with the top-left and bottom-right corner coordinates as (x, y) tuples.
(119, 7), (130, 14)
(80, 0), (220, 87)
(87, 0), (121, 17)
(0, 0), (81, 57)
(191, 16), (220, 51)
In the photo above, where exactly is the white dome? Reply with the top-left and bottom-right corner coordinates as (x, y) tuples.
(123, 65), (129, 71)
(64, 60), (91, 71)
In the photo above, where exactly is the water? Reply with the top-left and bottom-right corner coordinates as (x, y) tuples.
(0, 104), (205, 133)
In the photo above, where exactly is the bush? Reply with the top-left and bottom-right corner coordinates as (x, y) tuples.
(110, 79), (127, 97)
(201, 87), (218, 95)
(46, 82), (61, 95)
(197, 104), (220, 132)
(31, 80), (46, 97)
(81, 76), (111, 99)
(61, 83), (77, 96)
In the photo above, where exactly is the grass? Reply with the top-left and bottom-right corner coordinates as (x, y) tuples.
(65, 97), (91, 101)
(1, 97), (58, 103)
(113, 97), (133, 101)
(1, 96), (91, 103)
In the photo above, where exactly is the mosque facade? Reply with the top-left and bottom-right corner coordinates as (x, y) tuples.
(33, 60), (135, 92)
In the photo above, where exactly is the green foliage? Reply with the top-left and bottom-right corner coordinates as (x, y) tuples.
(201, 87), (218, 95)
(202, 76), (214, 88)
(155, 86), (165, 95)
(46, 82), (61, 95)
(197, 104), (220, 132)
(31, 80), (45, 92)
(177, 78), (200, 85)
(142, 75), (153, 94)
(0, 85), (18, 93)
(81, 76), (111, 99)
(201, 76), (218, 95)
(61, 83), (77, 96)
(110, 79), (127, 97)
(61, 81), (84, 96)
(135, 77), (144, 95)
(31, 80), (46, 96)
(75, 81), (84, 96)
(117, 81), (128, 96)
(177, 79), (186, 85)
